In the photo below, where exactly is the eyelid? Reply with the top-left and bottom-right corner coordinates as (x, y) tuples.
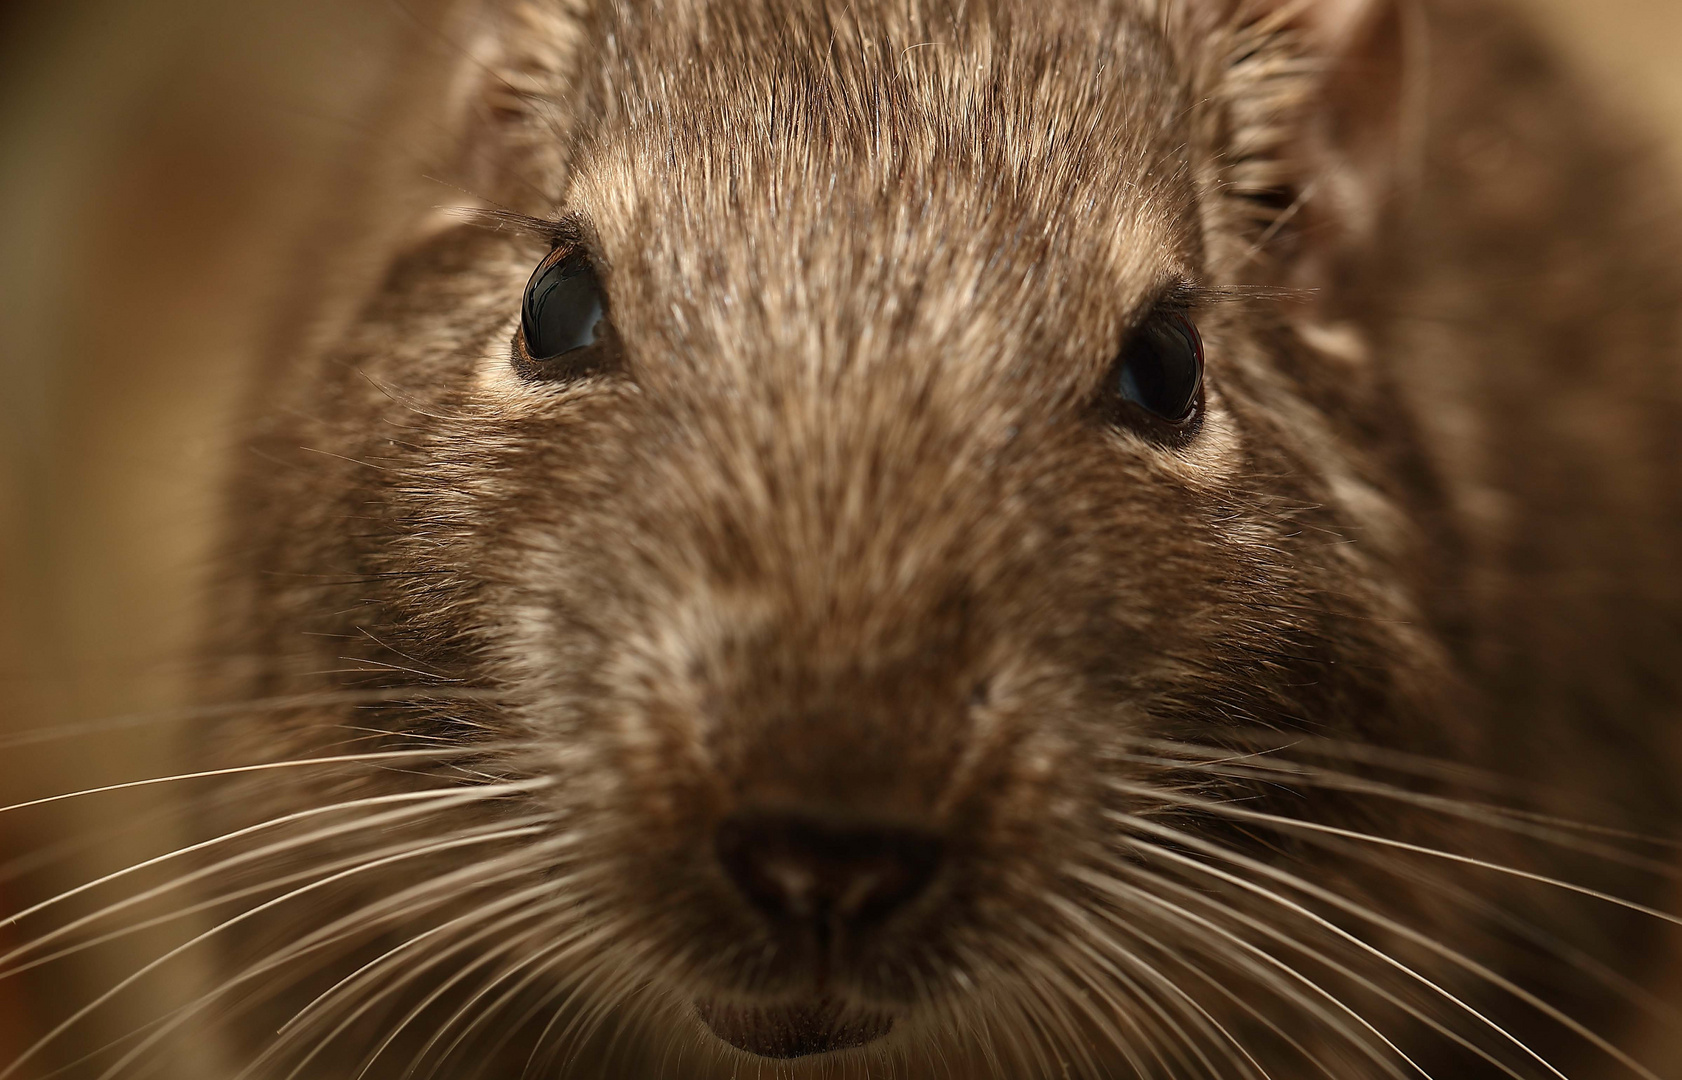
(1151, 278), (1202, 318)
(1112, 279), (1199, 344)
(543, 214), (610, 274)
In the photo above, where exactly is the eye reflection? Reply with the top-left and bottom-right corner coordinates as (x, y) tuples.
(1114, 311), (1203, 424)
(520, 249), (606, 362)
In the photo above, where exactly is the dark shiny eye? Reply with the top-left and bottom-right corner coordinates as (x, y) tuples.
(1106, 310), (1204, 434)
(514, 247), (615, 380)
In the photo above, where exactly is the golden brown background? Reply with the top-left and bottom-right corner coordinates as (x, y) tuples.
(1, 0), (1679, 1075)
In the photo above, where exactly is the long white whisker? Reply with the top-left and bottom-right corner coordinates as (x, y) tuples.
(396, 910), (611, 1077)
(12, 834), (554, 1078)
(0, 779), (550, 965)
(1095, 875), (1407, 1079)
(1136, 931), (1344, 1080)
(1113, 856), (1551, 1080)
(0, 828), (539, 981)
(1139, 791), (1682, 927)
(460, 918), (647, 1077)
(87, 827), (570, 1080)
(356, 900), (611, 1080)
(1110, 754), (1682, 1024)
(20, 1005), (184, 1080)
(523, 936), (659, 1077)
(1031, 909), (1229, 1079)
(1129, 735), (1682, 850)
(1317, 820), (1682, 1027)
(1123, 769), (1682, 1066)
(7, 822), (546, 1080)
(1003, 931), (1132, 1080)
(991, 979), (1075, 1080)
(0, 747), (506, 819)
(1043, 889), (1270, 1080)
(0, 689), (498, 753)
(1113, 808), (1656, 1080)
(264, 880), (588, 1080)
(1073, 864), (1423, 1080)
(1114, 747), (1682, 874)
(982, 967), (1058, 1080)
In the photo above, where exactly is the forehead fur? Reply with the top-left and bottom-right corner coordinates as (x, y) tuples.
(563, 0), (1208, 389)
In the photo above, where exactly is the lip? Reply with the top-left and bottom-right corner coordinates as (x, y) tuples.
(694, 996), (895, 1058)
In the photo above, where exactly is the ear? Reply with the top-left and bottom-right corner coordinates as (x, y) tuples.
(342, 0), (595, 253)
(438, 0), (596, 219)
(1205, 0), (1425, 294)
(1265, 0), (1388, 43)
(263, 0), (596, 371)
(1302, 0), (1425, 263)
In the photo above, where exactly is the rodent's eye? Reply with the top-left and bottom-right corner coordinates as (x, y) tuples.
(514, 246), (616, 381)
(1102, 310), (1204, 440)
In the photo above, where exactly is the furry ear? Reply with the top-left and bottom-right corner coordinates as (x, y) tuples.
(262, 0), (596, 374)
(344, 0), (593, 250)
(1205, 0), (1424, 293)
(1301, 0), (1423, 259)
(1259, 0), (1388, 44)
(439, 0), (595, 218)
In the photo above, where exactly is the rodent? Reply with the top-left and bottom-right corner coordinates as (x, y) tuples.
(154, 0), (1682, 1075)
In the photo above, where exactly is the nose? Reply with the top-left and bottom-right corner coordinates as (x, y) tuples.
(715, 813), (943, 939)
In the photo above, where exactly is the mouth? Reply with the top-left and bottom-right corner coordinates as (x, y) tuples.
(694, 997), (895, 1058)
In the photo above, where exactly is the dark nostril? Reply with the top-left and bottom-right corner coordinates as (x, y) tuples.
(715, 813), (943, 937)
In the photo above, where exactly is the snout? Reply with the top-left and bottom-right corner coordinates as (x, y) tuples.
(680, 725), (967, 1058)
(587, 581), (1084, 1060)
(714, 811), (945, 946)
(691, 811), (944, 1057)
(611, 670), (1010, 1059)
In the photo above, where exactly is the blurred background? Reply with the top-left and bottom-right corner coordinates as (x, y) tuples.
(0, 0), (1679, 1074)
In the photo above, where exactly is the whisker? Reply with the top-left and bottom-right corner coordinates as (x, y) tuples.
(1303, 821), (1682, 1028)
(1041, 889), (1271, 1080)
(263, 880), (588, 1080)
(1118, 854), (1551, 1080)
(84, 826), (566, 1080)
(23, 1005), (184, 1080)
(14, 837), (559, 1077)
(521, 937), (658, 1078)
(0, 747), (509, 819)
(464, 915), (666, 1076)
(1072, 863), (1423, 1080)
(1010, 912), (1148, 1077)
(353, 901), (612, 1076)
(1114, 745), (1682, 871)
(1110, 807), (1660, 1080)
(987, 978), (1071, 1080)
(1041, 907), (1236, 1079)
(1091, 879), (1405, 1079)
(7, 820), (551, 1080)
(381, 911), (618, 1076)
(1137, 933), (1345, 1080)
(0, 779), (550, 964)
(0, 689), (498, 752)
(1131, 735), (1682, 849)
(396, 911), (621, 1078)
(1016, 970), (1111, 1080)
(1117, 789), (1682, 928)
(0, 830), (530, 981)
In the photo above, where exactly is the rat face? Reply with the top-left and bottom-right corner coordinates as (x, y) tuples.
(272, 0), (1468, 1068)
(202, 0), (1653, 1076)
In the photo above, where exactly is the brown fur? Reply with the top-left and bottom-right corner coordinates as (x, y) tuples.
(195, 0), (1682, 1075)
